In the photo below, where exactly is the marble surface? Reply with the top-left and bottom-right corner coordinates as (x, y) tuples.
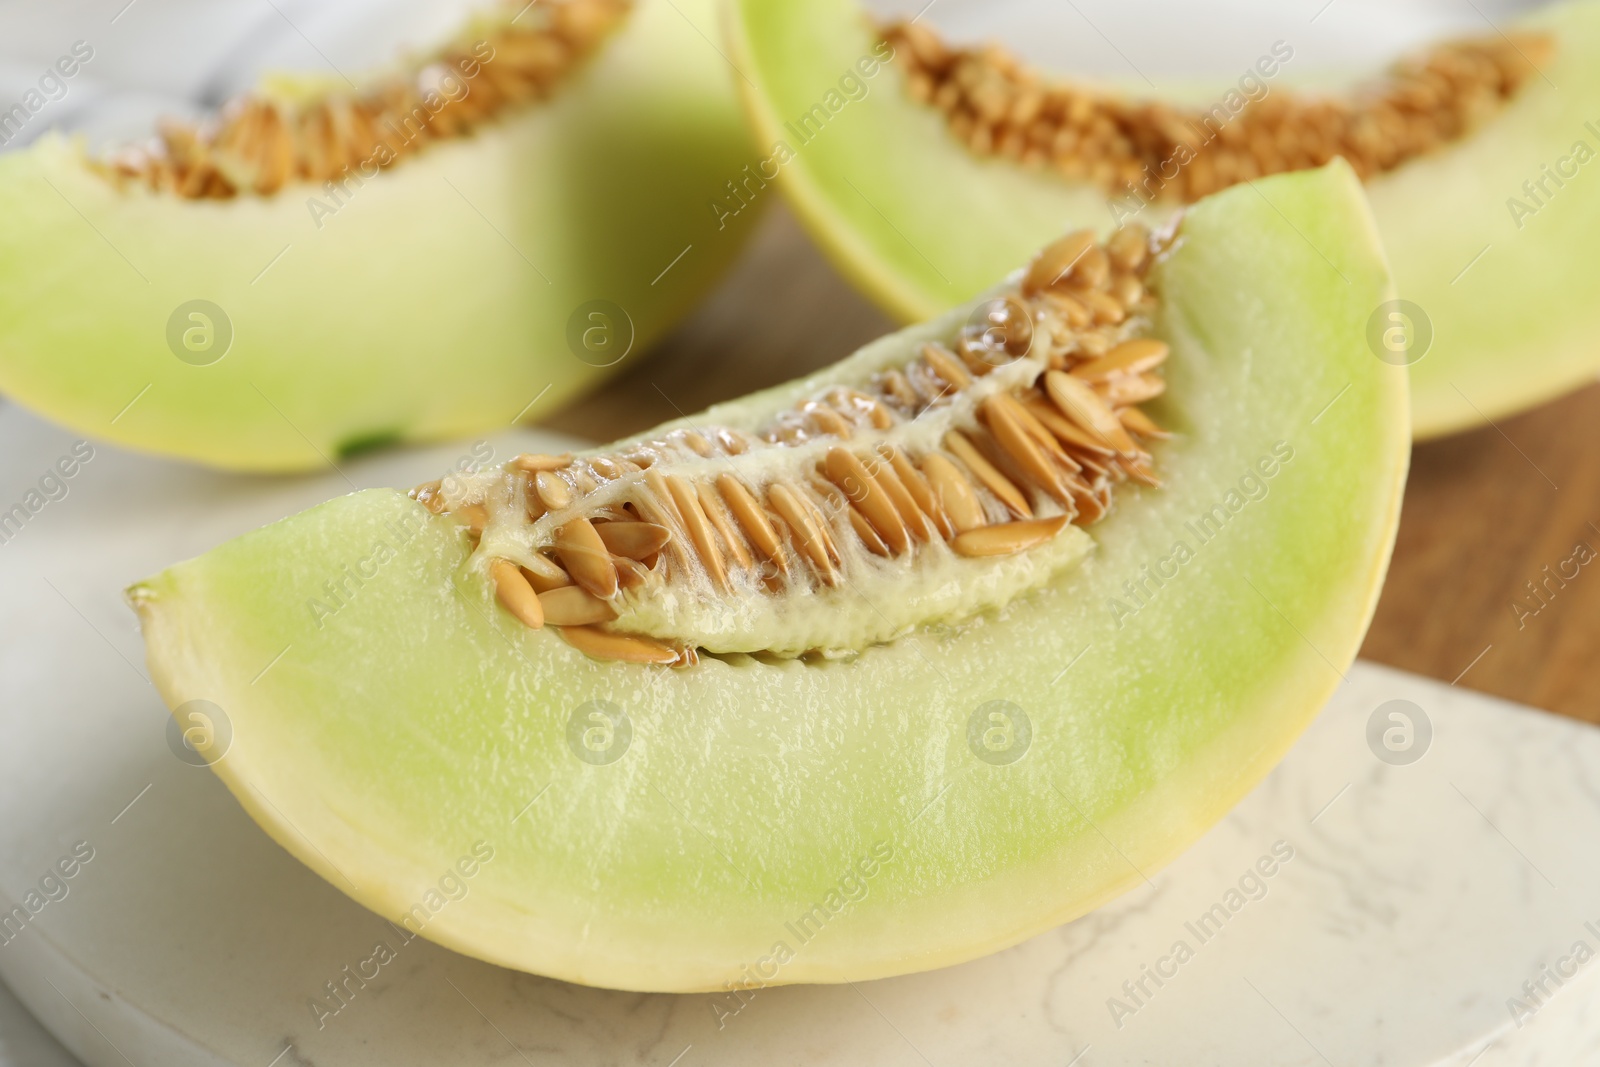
(0, 0), (485, 155)
(0, 978), (79, 1067)
(3, 402), (1600, 1067)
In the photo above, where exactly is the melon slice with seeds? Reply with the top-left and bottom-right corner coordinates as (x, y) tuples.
(0, 0), (755, 471)
(725, 0), (1600, 438)
(130, 163), (1407, 992)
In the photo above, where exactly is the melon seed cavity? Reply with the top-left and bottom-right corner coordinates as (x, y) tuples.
(92, 0), (630, 199)
(414, 224), (1177, 664)
(880, 19), (1551, 202)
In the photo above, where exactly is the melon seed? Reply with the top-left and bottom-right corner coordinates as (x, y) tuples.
(951, 516), (1071, 558)
(824, 448), (911, 556)
(512, 453), (574, 473)
(768, 483), (837, 583)
(594, 521), (672, 560)
(96, 0), (632, 200)
(880, 19), (1553, 203)
(491, 559), (544, 629)
(665, 474), (731, 593)
(558, 625), (681, 665)
(538, 584), (619, 626)
(717, 474), (786, 574)
(922, 453), (987, 534)
(422, 224), (1177, 662)
(555, 518), (618, 599)
(1119, 406), (1171, 439)
(536, 471), (573, 511)
(944, 430), (1032, 519)
(1072, 338), (1171, 381)
(696, 481), (755, 570)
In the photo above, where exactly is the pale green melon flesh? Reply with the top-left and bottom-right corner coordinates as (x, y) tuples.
(725, 0), (1600, 438)
(132, 164), (1407, 992)
(0, 0), (754, 471)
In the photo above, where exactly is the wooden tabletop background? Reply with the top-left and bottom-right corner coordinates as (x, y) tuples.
(547, 205), (1600, 725)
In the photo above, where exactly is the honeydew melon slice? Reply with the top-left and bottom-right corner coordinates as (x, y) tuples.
(724, 0), (1600, 438)
(0, 0), (755, 472)
(129, 163), (1407, 992)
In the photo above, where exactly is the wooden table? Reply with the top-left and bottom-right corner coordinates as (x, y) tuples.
(546, 205), (1600, 725)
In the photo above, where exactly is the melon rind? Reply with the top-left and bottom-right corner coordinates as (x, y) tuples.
(0, 0), (756, 471)
(724, 0), (1600, 438)
(132, 163), (1408, 992)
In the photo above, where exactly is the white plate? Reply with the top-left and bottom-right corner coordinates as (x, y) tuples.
(2, 399), (1598, 1066)
(0, 976), (79, 1067)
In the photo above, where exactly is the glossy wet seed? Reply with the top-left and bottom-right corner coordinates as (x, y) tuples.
(1022, 230), (1097, 295)
(538, 584), (618, 626)
(825, 448), (911, 556)
(981, 395), (1072, 506)
(769, 483), (837, 582)
(594, 521), (671, 560)
(665, 474), (730, 593)
(717, 474), (786, 574)
(1119, 405), (1171, 439)
(425, 224), (1175, 661)
(535, 471), (572, 511)
(922, 452), (987, 534)
(491, 559), (544, 629)
(945, 430), (1032, 519)
(512, 453), (574, 473)
(555, 518), (618, 599)
(951, 516), (1071, 558)
(1046, 371), (1139, 455)
(559, 625), (681, 665)
(1072, 338), (1170, 381)
(696, 481), (754, 570)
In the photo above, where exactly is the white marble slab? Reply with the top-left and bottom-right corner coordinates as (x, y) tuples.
(0, 978), (79, 1067)
(2, 393), (1599, 1067)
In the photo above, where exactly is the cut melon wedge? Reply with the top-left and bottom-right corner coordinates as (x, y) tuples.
(724, 0), (1600, 438)
(131, 163), (1407, 992)
(0, 0), (755, 471)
